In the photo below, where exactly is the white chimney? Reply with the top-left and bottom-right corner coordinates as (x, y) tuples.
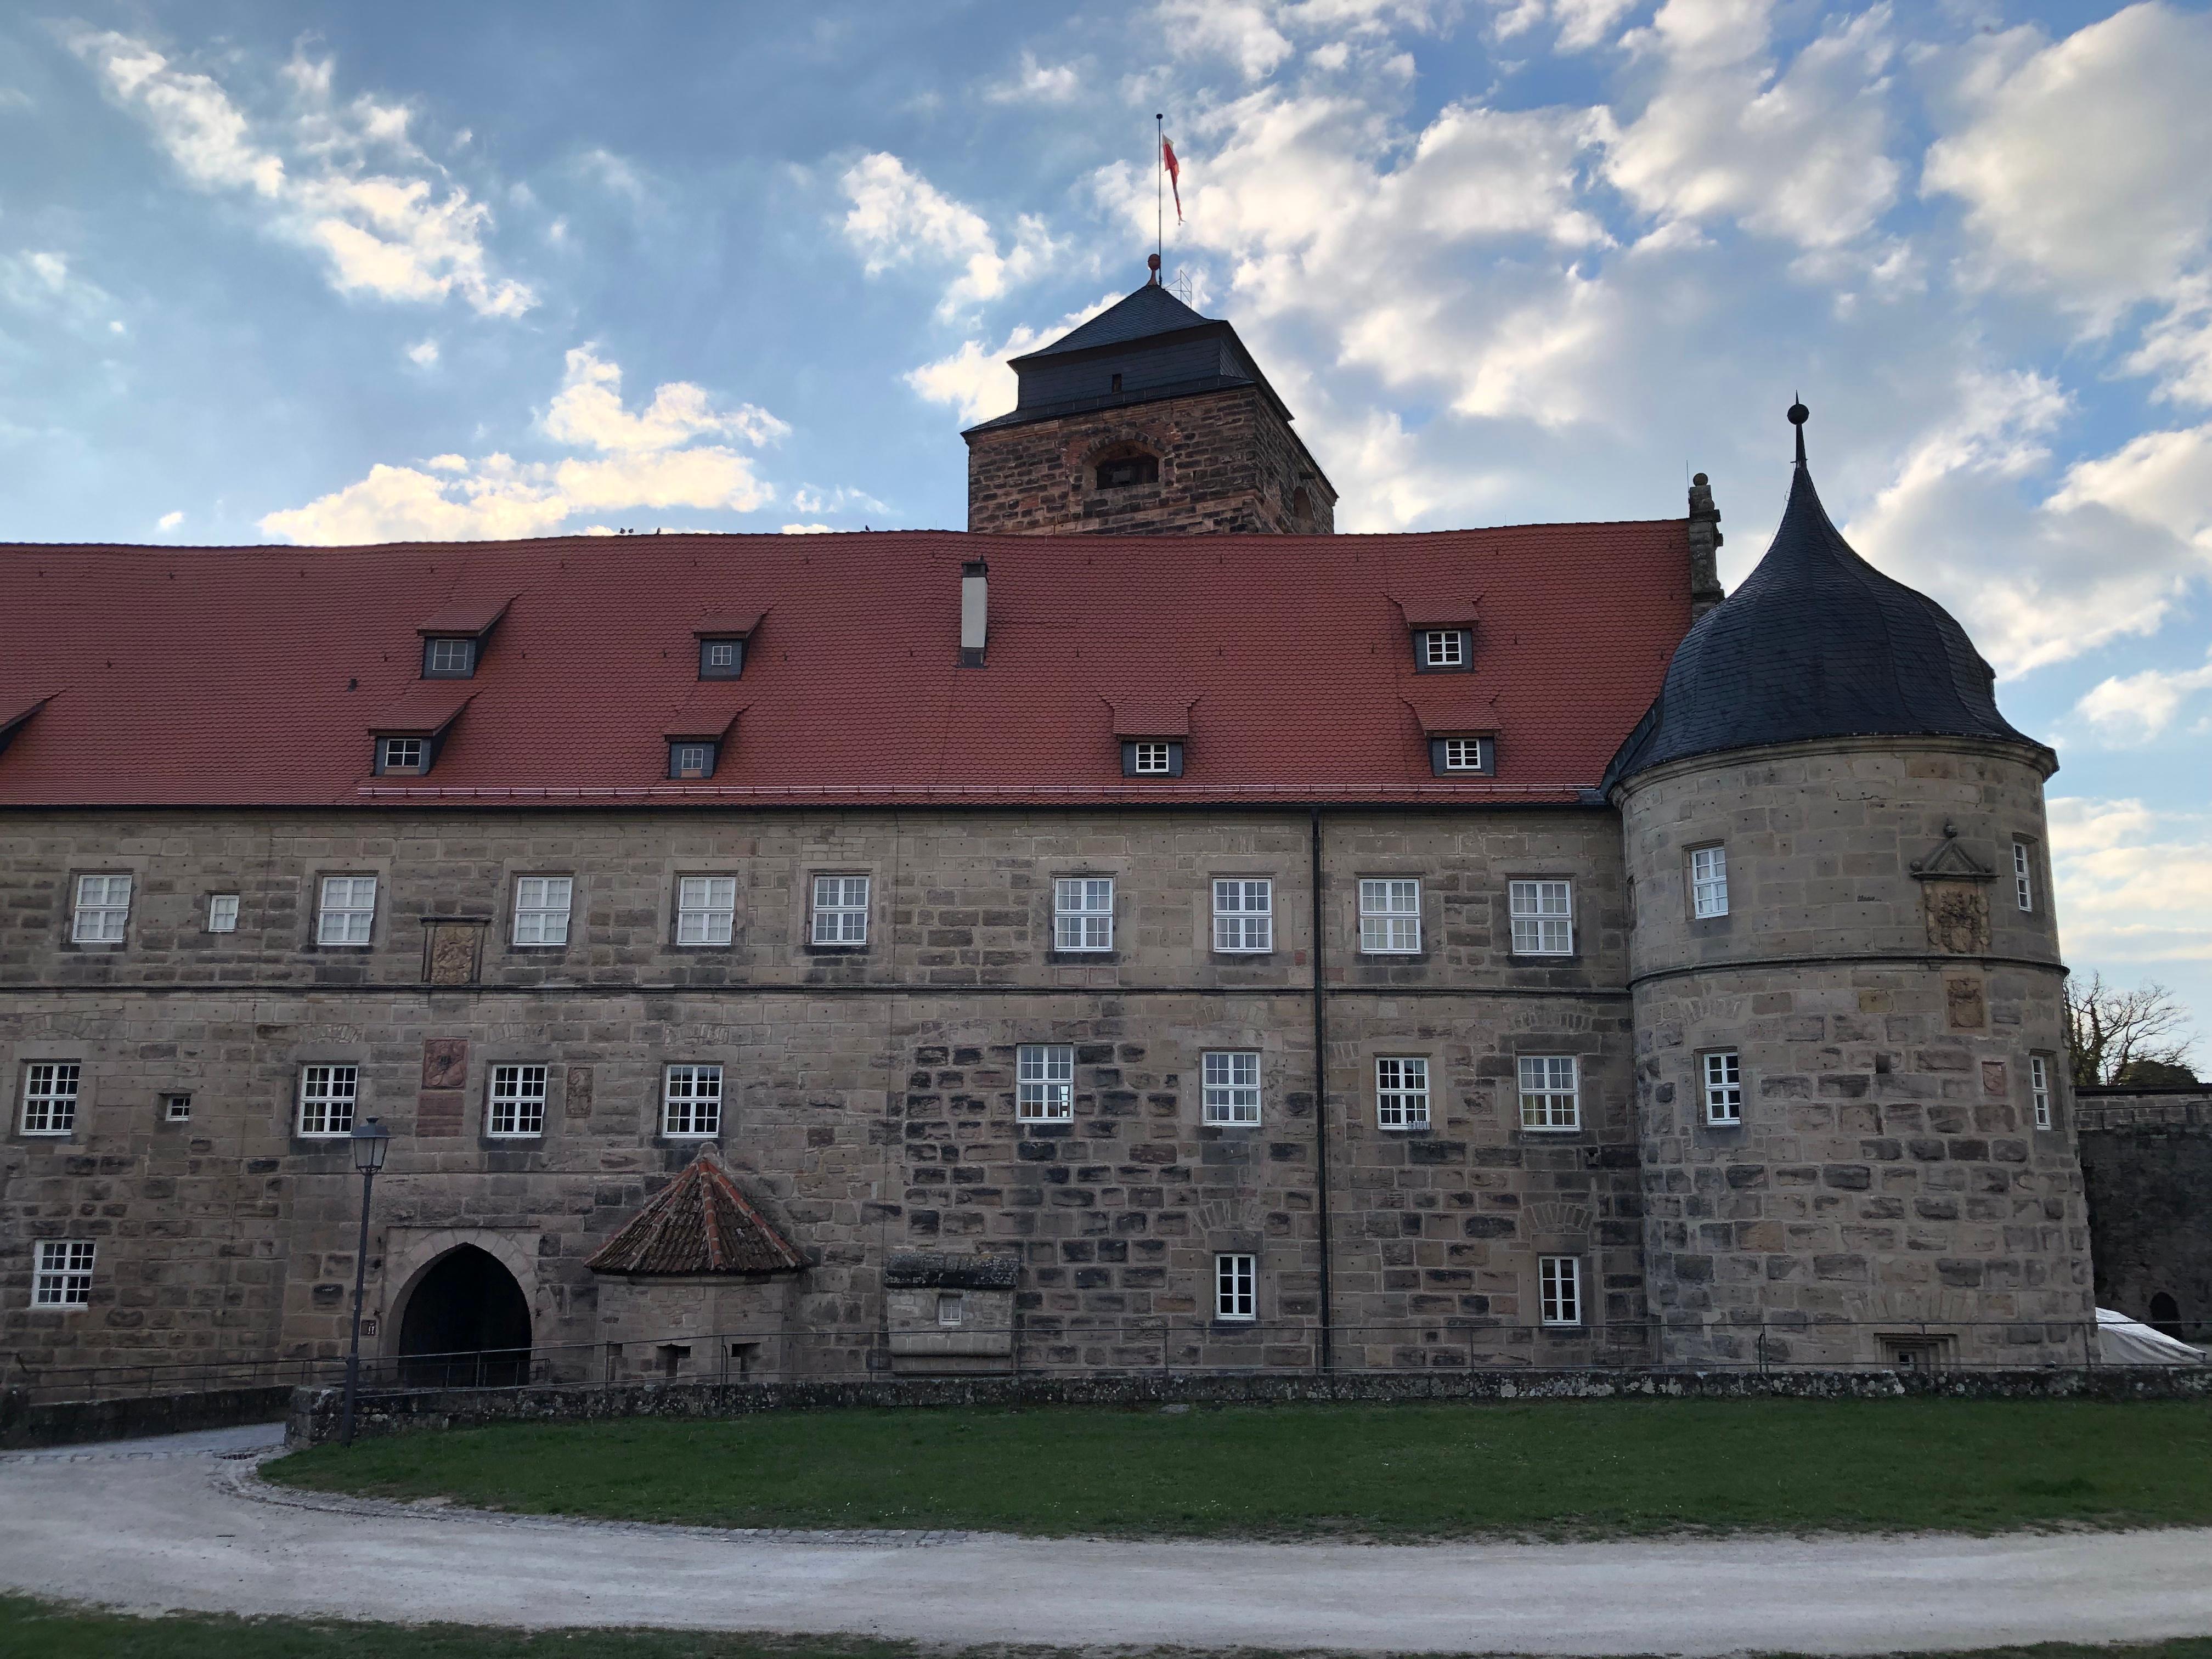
(960, 559), (988, 667)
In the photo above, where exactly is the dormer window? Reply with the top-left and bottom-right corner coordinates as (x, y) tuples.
(376, 736), (426, 776)
(1419, 629), (1469, 670)
(1430, 735), (1491, 775)
(1122, 739), (1184, 777)
(1097, 454), (1159, 490)
(699, 638), (744, 680)
(669, 741), (718, 780)
(415, 596), (510, 680)
(422, 636), (477, 679)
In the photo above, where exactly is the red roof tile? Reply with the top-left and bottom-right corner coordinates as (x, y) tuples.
(586, 1146), (807, 1277)
(417, 595), (514, 636)
(367, 685), (473, 737)
(0, 523), (1691, 808)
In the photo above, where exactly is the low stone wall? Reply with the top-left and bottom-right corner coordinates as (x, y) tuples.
(1, 1384), (294, 1450)
(287, 1365), (2212, 1447)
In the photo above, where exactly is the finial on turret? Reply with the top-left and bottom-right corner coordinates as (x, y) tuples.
(1147, 252), (1161, 286)
(1787, 396), (1809, 467)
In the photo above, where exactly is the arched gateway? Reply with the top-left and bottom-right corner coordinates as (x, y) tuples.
(395, 1244), (532, 1386)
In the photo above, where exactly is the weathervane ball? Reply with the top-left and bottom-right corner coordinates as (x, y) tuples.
(1787, 399), (1809, 426)
(1148, 253), (1161, 272)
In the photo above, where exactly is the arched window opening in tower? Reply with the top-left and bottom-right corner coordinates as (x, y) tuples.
(1096, 453), (1159, 490)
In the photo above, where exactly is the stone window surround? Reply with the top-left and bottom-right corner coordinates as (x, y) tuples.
(484, 1061), (552, 1140)
(1516, 1053), (1583, 1133)
(1208, 873), (1276, 956)
(1374, 1053), (1432, 1131)
(805, 869), (875, 952)
(1537, 1254), (1585, 1328)
(304, 862), (391, 954)
(1686, 842), (1729, 921)
(1046, 870), (1120, 961)
(1354, 873), (1425, 958)
(668, 871), (741, 951)
(506, 872), (578, 954)
(292, 1060), (362, 1142)
(659, 1061), (725, 1141)
(1699, 1047), (1745, 1127)
(1505, 876), (1577, 959)
(59, 864), (143, 953)
(13, 1053), (84, 1139)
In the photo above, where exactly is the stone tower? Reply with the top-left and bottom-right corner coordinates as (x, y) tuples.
(963, 276), (1336, 535)
(1604, 405), (2093, 1369)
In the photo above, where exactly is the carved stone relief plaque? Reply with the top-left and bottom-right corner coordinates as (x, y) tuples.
(422, 921), (485, 985)
(1925, 883), (1991, 954)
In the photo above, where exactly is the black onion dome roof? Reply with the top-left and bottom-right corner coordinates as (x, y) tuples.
(1602, 407), (2052, 793)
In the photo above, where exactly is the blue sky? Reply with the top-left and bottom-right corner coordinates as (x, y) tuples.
(2, 1), (2208, 1056)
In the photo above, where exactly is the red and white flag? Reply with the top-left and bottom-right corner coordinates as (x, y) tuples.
(1161, 135), (1183, 223)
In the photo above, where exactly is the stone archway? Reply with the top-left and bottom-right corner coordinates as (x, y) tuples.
(391, 1244), (533, 1387)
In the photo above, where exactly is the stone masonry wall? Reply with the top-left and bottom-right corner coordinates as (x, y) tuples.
(965, 386), (1336, 535)
(1618, 737), (2091, 1366)
(2075, 1089), (2212, 1333)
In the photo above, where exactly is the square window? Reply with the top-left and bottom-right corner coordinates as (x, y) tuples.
(669, 741), (718, 780)
(1702, 1051), (1742, 1125)
(1212, 879), (1273, 953)
(1509, 879), (1574, 955)
(376, 736), (425, 775)
(206, 894), (240, 933)
(938, 1293), (965, 1327)
(1375, 1056), (1430, 1130)
(32, 1240), (95, 1308)
(2030, 1054), (2053, 1130)
(1215, 1252), (1257, 1321)
(811, 874), (871, 946)
(20, 1063), (81, 1135)
(316, 876), (377, 947)
(1519, 1055), (1580, 1130)
(675, 876), (737, 946)
(2014, 840), (2034, 913)
(512, 876), (573, 947)
(1539, 1255), (1582, 1326)
(1133, 742), (1171, 774)
(70, 873), (132, 945)
(1017, 1043), (1074, 1121)
(1054, 878), (1114, 951)
(297, 1065), (358, 1137)
(1358, 878), (1421, 953)
(1690, 846), (1728, 918)
(422, 636), (476, 678)
(160, 1092), (192, 1124)
(698, 638), (744, 680)
(1421, 630), (1466, 669)
(488, 1064), (549, 1137)
(1202, 1051), (1262, 1125)
(1436, 736), (1488, 773)
(662, 1064), (722, 1138)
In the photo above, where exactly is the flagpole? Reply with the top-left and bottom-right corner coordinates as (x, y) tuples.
(1155, 112), (1164, 281)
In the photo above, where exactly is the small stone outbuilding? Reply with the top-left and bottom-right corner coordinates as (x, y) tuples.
(884, 1251), (1019, 1375)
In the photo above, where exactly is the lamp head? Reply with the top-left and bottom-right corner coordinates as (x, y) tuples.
(351, 1115), (392, 1173)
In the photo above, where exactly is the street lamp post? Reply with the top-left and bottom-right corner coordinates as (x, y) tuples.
(338, 1115), (392, 1448)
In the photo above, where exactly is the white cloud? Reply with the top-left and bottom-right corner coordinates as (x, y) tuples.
(1492, 0), (1637, 51)
(2048, 796), (2212, 979)
(780, 522), (834, 534)
(2074, 651), (2212, 746)
(986, 51), (1082, 103)
(1159, 0), (1295, 79)
(71, 32), (533, 317)
(406, 337), (439, 366)
(259, 348), (783, 543)
(156, 510), (184, 532)
(905, 291), (1122, 425)
(839, 153), (1057, 318)
(0, 249), (118, 328)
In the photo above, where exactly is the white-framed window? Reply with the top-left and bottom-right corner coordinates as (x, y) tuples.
(675, 876), (737, 946)
(206, 894), (240, 933)
(377, 736), (425, 774)
(1017, 1043), (1074, 1121)
(160, 1092), (192, 1123)
(811, 874), (870, 946)
(488, 1064), (549, 1137)
(1215, 1252), (1257, 1322)
(2030, 1054), (2053, 1130)
(1438, 736), (1487, 772)
(296, 1064), (357, 1137)
(937, 1293), (965, 1327)
(512, 876), (573, 946)
(424, 636), (476, 676)
(669, 741), (716, 779)
(1539, 1255), (1582, 1326)
(1690, 845), (1728, 918)
(1519, 1055), (1580, 1130)
(1421, 630), (1465, 668)
(19, 1063), (80, 1135)
(32, 1240), (95, 1309)
(1054, 878), (1113, 952)
(2014, 840), (2034, 913)
(1509, 879), (1573, 955)
(316, 876), (377, 946)
(1358, 878), (1421, 953)
(1202, 1051), (1262, 1125)
(662, 1064), (722, 1138)
(1132, 742), (1173, 775)
(1375, 1056), (1430, 1130)
(70, 874), (132, 944)
(1702, 1051), (1742, 1125)
(1212, 878), (1273, 953)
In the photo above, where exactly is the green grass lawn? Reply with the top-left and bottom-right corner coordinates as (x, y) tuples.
(3, 1601), (2209, 1659)
(263, 1397), (2212, 1541)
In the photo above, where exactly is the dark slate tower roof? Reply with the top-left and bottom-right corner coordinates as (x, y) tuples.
(964, 278), (1296, 435)
(1602, 404), (2053, 792)
(585, 1145), (806, 1277)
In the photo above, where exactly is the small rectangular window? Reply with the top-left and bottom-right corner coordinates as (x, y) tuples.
(662, 1064), (722, 1138)
(1375, 1056), (1430, 1130)
(1702, 1051), (1742, 1125)
(1434, 736), (1488, 774)
(1509, 879), (1574, 955)
(1121, 740), (1183, 777)
(512, 876), (573, 947)
(938, 1293), (966, 1326)
(669, 741), (718, 780)
(422, 636), (476, 678)
(32, 1239), (95, 1308)
(1212, 878), (1273, 953)
(297, 1064), (358, 1137)
(2030, 1053), (2052, 1130)
(206, 894), (240, 933)
(698, 637), (744, 680)
(70, 873), (132, 944)
(160, 1092), (193, 1124)
(488, 1064), (549, 1137)
(1690, 845), (1728, 918)
(316, 876), (377, 947)
(1017, 1043), (1074, 1121)
(1358, 878), (1421, 953)
(376, 736), (425, 775)
(1132, 741), (1172, 774)
(1539, 1255), (1582, 1326)
(675, 876), (737, 946)
(1202, 1051), (1262, 1125)
(1519, 1055), (1580, 1130)
(20, 1063), (81, 1135)
(1215, 1252), (1257, 1322)
(2014, 840), (2034, 913)
(811, 874), (870, 946)
(1420, 630), (1468, 669)
(1053, 878), (1114, 951)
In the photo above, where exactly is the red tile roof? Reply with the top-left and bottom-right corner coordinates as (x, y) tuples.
(586, 1146), (807, 1277)
(0, 523), (1691, 808)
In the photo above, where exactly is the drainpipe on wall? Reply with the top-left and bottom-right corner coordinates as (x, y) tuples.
(1310, 804), (1334, 1374)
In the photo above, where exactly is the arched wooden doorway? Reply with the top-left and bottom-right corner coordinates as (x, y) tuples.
(396, 1244), (532, 1386)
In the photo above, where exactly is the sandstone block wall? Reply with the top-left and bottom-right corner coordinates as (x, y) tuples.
(2075, 1089), (2212, 1333)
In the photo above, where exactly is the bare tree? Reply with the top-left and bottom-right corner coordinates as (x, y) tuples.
(2063, 972), (2200, 1086)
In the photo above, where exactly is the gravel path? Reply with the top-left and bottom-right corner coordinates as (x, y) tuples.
(4, 1427), (2211, 1653)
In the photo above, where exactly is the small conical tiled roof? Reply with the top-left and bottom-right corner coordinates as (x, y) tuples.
(1602, 404), (2052, 791)
(586, 1145), (806, 1277)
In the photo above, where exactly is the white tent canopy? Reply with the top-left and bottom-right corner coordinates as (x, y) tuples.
(2096, 1306), (2207, 1365)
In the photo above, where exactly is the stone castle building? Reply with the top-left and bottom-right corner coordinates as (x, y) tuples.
(0, 279), (2106, 1386)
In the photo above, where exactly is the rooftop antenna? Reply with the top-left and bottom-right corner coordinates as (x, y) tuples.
(1788, 393), (1809, 467)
